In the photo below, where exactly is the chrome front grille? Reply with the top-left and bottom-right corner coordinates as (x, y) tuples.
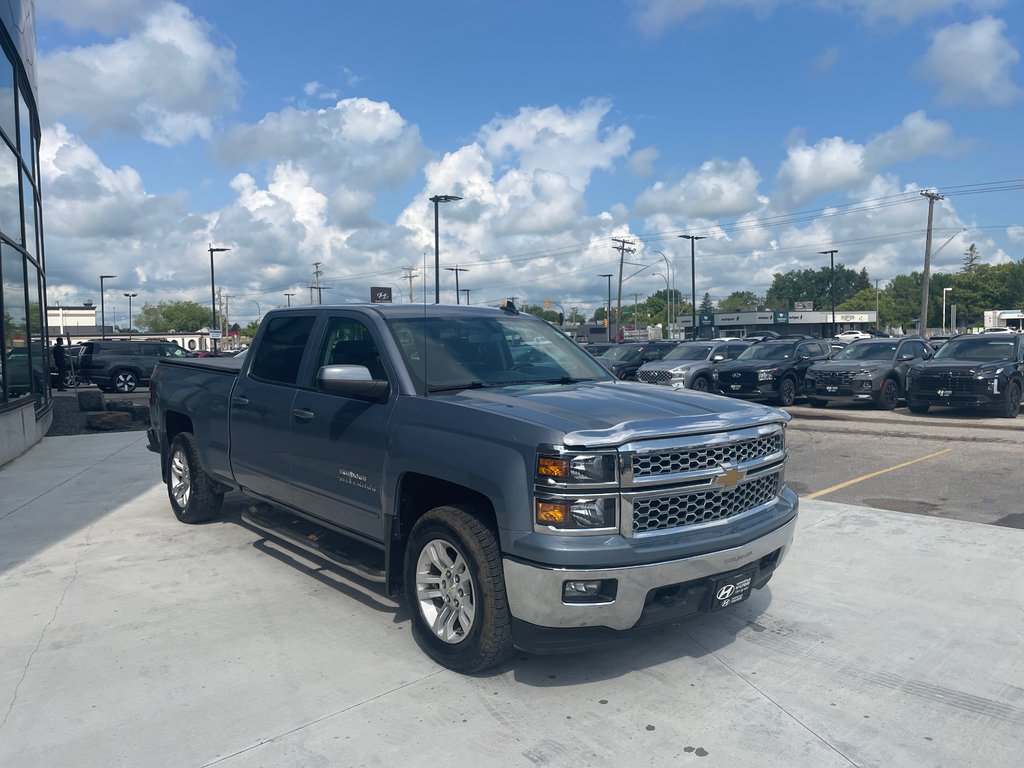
(919, 372), (975, 393)
(817, 371), (855, 388)
(632, 473), (780, 534)
(620, 423), (787, 538)
(632, 433), (783, 478)
(636, 369), (672, 385)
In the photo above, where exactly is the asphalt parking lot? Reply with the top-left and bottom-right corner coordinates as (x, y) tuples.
(1, 428), (1022, 768)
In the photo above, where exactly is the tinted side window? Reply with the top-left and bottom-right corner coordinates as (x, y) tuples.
(796, 343), (814, 358)
(314, 316), (386, 384)
(725, 343), (746, 358)
(141, 345), (159, 357)
(249, 315), (316, 385)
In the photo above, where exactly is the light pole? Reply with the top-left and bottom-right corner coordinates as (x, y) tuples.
(819, 249), (838, 336)
(598, 273), (613, 342)
(429, 194), (462, 303)
(942, 287), (953, 333)
(445, 265), (469, 304)
(460, 288), (471, 305)
(651, 250), (673, 338)
(679, 235), (706, 339)
(122, 292), (137, 336)
(99, 275), (116, 339)
(654, 273), (670, 333)
(284, 292), (294, 307)
(208, 244), (231, 353)
(251, 299), (261, 323)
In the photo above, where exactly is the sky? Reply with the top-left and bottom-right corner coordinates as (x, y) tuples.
(35, 0), (1024, 327)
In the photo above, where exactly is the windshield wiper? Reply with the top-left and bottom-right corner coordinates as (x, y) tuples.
(426, 381), (496, 393)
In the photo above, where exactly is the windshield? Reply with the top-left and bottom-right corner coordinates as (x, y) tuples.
(663, 343), (715, 361)
(736, 343), (794, 361)
(933, 336), (1017, 361)
(388, 314), (610, 393)
(833, 342), (898, 361)
(599, 345), (643, 362)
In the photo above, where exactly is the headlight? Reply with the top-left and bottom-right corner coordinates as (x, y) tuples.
(854, 367), (879, 377)
(669, 366), (689, 375)
(536, 497), (617, 531)
(537, 451), (617, 484)
(757, 369), (775, 381)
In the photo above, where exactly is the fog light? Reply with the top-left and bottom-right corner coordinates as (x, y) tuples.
(562, 579), (617, 604)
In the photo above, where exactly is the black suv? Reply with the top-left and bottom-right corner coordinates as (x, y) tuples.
(77, 339), (190, 393)
(804, 336), (931, 410)
(596, 341), (679, 380)
(713, 337), (832, 406)
(905, 333), (1024, 418)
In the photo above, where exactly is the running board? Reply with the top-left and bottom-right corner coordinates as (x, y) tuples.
(241, 504), (386, 583)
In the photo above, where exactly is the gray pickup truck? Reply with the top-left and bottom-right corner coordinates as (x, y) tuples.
(148, 302), (798, 672)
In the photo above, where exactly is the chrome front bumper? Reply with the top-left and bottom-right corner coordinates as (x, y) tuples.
(503, 514), (797, 631)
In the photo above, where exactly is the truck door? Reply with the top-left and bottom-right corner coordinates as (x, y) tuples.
(289, 313), (394, 542)
(230, 313), (317, 505)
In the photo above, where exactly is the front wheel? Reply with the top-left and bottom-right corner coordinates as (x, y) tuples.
(690, 375), (710, 392)
(776, 377), (796, 407)
(998, 380), (1022, 419)
(874, 378), (900, 411)
(405, 505), (514, 673)
(113, 369), (138, 393)
(167, 433), (224, 523)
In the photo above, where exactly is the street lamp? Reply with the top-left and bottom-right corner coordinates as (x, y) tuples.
(445, 265), (469, 304)
(651, 250), (673, 338)
(654, 273), (670, 332)
(460, 288), (471, 305)
(99, 275), (116, 339)
(679, 235), (706, 339)
(122, 292), (138, 336)
(598, 273), (613, 342)
(251, 299), (262, 323)
(942, 287), (953, 333)
(284, 292), (294, 307)
(429, 194), (462, 303)
(208, 244), (231, 353)
(819, 249), (838, 336)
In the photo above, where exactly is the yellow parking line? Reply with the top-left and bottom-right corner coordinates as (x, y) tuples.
(804, 448), (952, 500)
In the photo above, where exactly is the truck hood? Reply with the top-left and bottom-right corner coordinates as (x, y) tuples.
(915, 359), (1010, 373)
(439, 381), (786, 448)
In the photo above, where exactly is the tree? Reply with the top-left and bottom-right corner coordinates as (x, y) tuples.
(718, 291), (763, 312)
(135, 301), (213, 333)
(765, 264), (870, 311)
(838, 288), (898, 330)
(699, 292), (715, 313)
(961, 243), (982, 275)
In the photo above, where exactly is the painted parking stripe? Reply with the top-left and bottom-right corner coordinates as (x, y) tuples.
(804, 448), (952, 500)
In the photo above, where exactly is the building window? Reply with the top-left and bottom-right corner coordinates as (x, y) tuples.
(22, 170), (35, 255)
(0, 56), (13, 147)
(2, 243), (29, 402)
(17, 87), (30, 168)
(0, 141), (16, 238)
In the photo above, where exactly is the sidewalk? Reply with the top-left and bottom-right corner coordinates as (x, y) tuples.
(1, 433), (1021, 767)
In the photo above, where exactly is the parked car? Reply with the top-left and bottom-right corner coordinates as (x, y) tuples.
(833, 330), (872, 342)
(77, 339), (190, 393)
(804, 336), (932, 410)
(635, 340), (749, 391)
(713, 337), (832, 406)
(926, 332), (957, 350)
(905, 333), (1024, 418)
(596, 340), (679, 380)
(744, 331), (781, 343)
(581, 342), (615, 357)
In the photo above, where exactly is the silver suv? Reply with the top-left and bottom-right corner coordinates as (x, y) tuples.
(636, 340), (749, 391)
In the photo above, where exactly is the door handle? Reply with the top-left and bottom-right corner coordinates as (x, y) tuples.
(292, 408), (315, 421)
(231, 395), (249, 408)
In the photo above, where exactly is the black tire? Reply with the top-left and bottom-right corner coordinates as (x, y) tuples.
(776, 377), (796, 407)
(808, 398), (828, 408)
(907, 403), (930, 414)
(113, 369), (138, 393)
(998, 380), (1022, 419)
(874, 378), (900, 411)
(166, 433), (224, 523)
(691, 375), (710, 392)
(61, 371), (79, 388)
(405, 505), (514, 673)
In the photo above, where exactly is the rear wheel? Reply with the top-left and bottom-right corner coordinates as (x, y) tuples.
(691, 375), (710, 392)
(113, 369), (138, 393)
(874, 378), (900, 411)
(776, 377), (796, 407)
(405, 505), (513, 673)
(167, 433), (224, 523)
(998, 380), (1022, 419)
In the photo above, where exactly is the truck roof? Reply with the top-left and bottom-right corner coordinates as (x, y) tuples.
(268, 303), (523, 320)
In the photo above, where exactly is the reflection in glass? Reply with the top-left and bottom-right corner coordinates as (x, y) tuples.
(28, 260), (46, 407)
(0, 143), (17, 239)
(0, 55), (13, 145)
(2, 244), (29, 400)
(22, 170), (34, 255)
(17, 88), (30, 168)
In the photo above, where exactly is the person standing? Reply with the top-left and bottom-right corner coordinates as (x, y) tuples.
(53, 336), (68, 390)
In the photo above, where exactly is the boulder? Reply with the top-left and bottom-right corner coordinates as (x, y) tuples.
(85, 411), (134, 430)
(77, 390), (106, 412)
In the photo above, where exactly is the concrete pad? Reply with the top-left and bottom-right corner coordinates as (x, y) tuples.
(0, 435), (1021, 767)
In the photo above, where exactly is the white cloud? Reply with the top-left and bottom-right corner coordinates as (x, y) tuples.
(864, 111), (959, 166)
(628, 147), (660, 177)
(1008, 226), (1024, 244)
(39, 3), (241, 146)
(777, 136), (867, 206)
(917, 16), (1022, 107)
(38, 0), (154, 33)
(634, 158), (764, 219)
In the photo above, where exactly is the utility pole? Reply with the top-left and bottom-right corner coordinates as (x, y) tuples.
(402, 266), (419, 303)
(284, 292), (294, 307)
(919, 190), (944, 337)
(312, 262), (324, 304)
(445, 265), (469, 304)
(612, 237), (636, 343)
(819, 249), (838, 336)
(875, 278), (880, 330)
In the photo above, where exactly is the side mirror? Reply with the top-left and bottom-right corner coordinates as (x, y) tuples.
(317, 364), (390, 402)
(796, 353), (810, 361)
(711, 354), (725, 362)
(897, 352), (914, 362)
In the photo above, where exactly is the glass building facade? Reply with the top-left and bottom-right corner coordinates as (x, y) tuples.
(0, 2), (48, 463)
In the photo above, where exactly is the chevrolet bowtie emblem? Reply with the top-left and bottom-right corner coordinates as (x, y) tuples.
(717, 467), (747, 490)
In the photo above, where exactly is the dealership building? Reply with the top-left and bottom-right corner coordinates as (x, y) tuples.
(0, 2), (47, 465)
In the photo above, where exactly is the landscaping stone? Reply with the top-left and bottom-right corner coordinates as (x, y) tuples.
(77, 390), (106, 412)
(85, 411), (134, 430)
